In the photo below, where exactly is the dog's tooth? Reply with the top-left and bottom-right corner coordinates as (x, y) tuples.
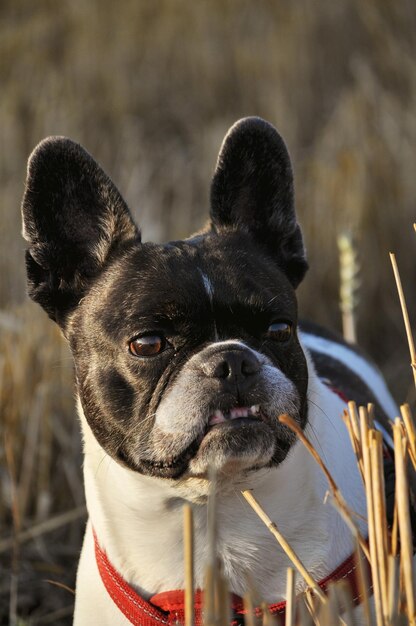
(209, 410), (226, 425)
(230, 407), (249, 419)
(211, 406), (260, 423)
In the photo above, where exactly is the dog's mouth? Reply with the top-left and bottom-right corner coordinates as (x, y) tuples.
(121, 401), (299, 480)
(207, 404), (261, 427)
(140, 404), (264, 471)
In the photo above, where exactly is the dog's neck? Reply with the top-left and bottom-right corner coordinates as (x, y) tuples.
(79, 348), (367, 604)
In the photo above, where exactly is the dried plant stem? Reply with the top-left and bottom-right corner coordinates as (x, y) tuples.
(400, 404), (416, 470)
(183, 504), (194, 626)
(334, 582), (354, 626)
(391, 499), (398, 558)
(393, 419), (416, 625)
(342, 316), (357, 347)
(241, 490), (326, 604)
(217, 571), (230, 626)
(367, 404), (375, 429)
(387, 555), (399, 623)
(369, 431), (389, 622)
(359, 408), (384, 626)
(204, 468), (218, 626)
(0, 504), (87, 553)
(338, 233), (359, 344)
(285, 568), (295, 626)
(347, 401), (361, 445)
(298, 597), (314, 626)
(278, 414), (369, 561)
(354, 541), (372, 626)
(204, 564), (216, 626)
(37, 396), (52, 520)
(304, 589), (320, 624)
(261, 602), (274, 626)
(390, 252), (416, 388)
(34, 605), (75, 624)
(320, 584), (341, 626)
(342, 407), (364, 483)
(18, 384), (43, 519)
(243, 592), (255, 626)
(5, 434), (20, 626)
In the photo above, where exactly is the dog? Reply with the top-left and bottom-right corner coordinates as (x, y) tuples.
(21, 117), (398, 625)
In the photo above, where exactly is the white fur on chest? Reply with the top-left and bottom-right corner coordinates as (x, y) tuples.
(73, 344), (370, 624)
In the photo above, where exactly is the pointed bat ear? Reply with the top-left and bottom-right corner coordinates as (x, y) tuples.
(210, 117), (308, 288)
(21, 136), (140, 326)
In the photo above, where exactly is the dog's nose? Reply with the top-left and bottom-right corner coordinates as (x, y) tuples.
(201, 349), (261, 383)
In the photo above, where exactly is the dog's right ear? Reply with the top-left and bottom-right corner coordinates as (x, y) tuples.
(22, 137), (140, 326)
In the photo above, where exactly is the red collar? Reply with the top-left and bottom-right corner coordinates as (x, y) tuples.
(93, 529), (371, 626)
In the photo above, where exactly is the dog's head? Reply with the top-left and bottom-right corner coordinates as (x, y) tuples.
(22, 117), (309, 481)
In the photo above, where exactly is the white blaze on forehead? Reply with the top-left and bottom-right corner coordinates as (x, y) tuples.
(199, 269), (214, 302)
(198, 268), (217, 340)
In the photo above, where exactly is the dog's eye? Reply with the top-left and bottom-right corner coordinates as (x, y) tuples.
(267, 321), (293, 342)
(129, 335), (166, 357)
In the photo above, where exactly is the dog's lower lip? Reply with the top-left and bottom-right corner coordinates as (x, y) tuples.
(126, 436), (204, 477)
(207, 416), (262, 430)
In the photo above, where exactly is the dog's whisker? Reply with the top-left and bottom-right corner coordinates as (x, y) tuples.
(95, 453), (111, 479)
(115, 417), (154, 452)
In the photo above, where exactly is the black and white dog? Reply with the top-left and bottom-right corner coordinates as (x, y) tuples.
(22, 118), (397, 625)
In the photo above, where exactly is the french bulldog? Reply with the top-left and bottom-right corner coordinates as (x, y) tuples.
(22, 117), (397, 625)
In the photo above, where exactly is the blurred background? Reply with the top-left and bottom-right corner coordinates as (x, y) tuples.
(1, 1), (416, 623)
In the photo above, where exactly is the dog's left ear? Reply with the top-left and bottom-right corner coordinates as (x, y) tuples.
(210, 117), (308, 288)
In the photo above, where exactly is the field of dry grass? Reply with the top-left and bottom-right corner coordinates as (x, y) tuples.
(1, 1), (416, 623)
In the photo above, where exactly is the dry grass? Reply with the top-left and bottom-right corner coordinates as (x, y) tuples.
(0, 305), (85, 624)
(194, 405), (416, 625)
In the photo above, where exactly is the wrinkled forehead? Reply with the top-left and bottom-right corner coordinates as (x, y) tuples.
(89, 236), (297, 335)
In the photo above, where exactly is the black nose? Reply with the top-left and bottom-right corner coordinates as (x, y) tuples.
(201, 349), (261, 384)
